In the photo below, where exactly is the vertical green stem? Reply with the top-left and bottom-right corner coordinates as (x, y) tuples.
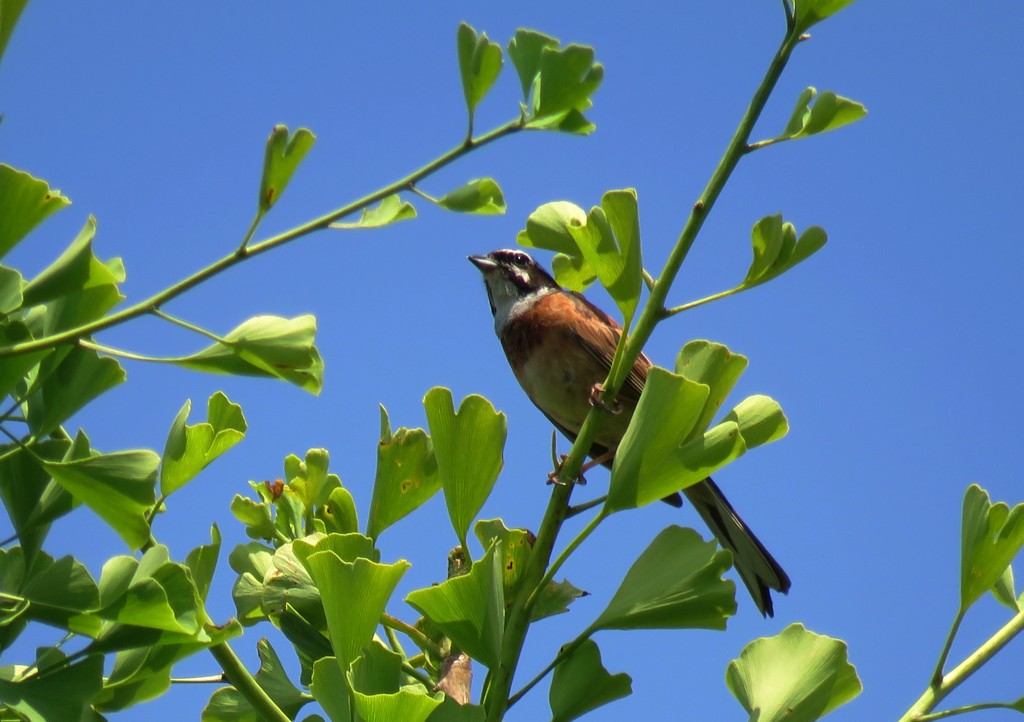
(483, 481), (573, 721)
(554, 28), (803, 489)
(208, 641), (291, 722)
(484, 29), (806, 719)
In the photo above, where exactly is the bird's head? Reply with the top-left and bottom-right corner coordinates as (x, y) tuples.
(468, 249), (560, 333)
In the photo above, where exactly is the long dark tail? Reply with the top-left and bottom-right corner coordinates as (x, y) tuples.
(682, 478), (791, 617)
(586, 433), (791, 616)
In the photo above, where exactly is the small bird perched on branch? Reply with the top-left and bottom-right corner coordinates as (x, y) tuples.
(469, 248), (790, 617)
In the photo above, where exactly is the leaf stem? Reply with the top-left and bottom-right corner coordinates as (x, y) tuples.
(381, 612), (444, 658)
(151, 308), (230, 344)
(78, 339), (188, 364)
(662, 287), (741, 317)
(566, 495), (607, 518)
(931, 607), (965, 687)
(916, 702), (1023, 721)
(235, 211), (265, 256)
(507, 632), (590, 708)
(145, 493), (168, 528)
(899, 607), (1024, 722)
(781, 0), (795, 32)
(745, 135), (791, 153)
(384, 624), (406, 657)
(0, 118), (527, 360)
(527, 510), (606, 610)
(208, 641), (292, 722)
(408, 185), (439, 204)
(170, 674), (226, 684)
(401, 662), (434, 687)
(0, 424), (37, 463)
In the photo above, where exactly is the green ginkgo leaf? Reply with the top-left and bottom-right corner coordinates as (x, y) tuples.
(960, 484), (1024, 609)
(0, 164), (70, 261)
(550, 639), (631, 722)
(0, 0), (29, 65)
(507, 29), (558, 100)
(423, 388), (506, 551)
(435, 178), (506, 215)
(304, 551), (409, 670)
(161, 392), (247, 496)
(331, 195), (416, 230)
(675, 340), (748, 437)
(0, 653), (103, 722)
(780, 87), (866, 141)
(0, 547), (101, 638)
(474, 519), (534, 601)
(566, 190), (643, 329)
(607, 368), (709, 511)
(259, 125), (316, 212)
(740, 215), (827, 291)
(367, 406), (439, 540)
(529, 44), (603, 133)
(44, 450), (159, 549)
(175, 315), (323, 394)
(593, 526), (735, 631)
(726, 623), (862, 722)
(96, 545), (203, 634)
(456, 23), (503, 117)
(22, 216), (116, 308)
(517, 201), (587, 256)
(405, 543), (505, 668)
(792, 0), (859, 33)
(26, 345), (126, 438)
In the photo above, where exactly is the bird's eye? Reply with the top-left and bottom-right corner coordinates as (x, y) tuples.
(512, 252), (529, 266)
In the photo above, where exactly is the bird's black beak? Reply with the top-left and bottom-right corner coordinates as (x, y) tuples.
(468, 254), (497, 272)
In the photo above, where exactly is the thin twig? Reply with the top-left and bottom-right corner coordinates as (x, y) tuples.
(0, 118), (528, 360)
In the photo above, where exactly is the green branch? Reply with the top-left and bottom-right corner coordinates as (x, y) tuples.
(507, 632), (590, 708)
(0, 118), (527, 360)
(482, 22), (806, 721)
(208, 641), (292, 722)
(381, 612), (444, 659)
(483, 480), (574, 720)
(554, 28), (804, 490)
(899, 607), (1024, 722)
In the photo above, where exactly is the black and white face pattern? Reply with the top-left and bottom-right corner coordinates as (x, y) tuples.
(470, 249), (560, 335)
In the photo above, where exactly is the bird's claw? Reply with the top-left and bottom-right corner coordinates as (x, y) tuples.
(588, 383), (623, 415)
(547, 454), (587, 487)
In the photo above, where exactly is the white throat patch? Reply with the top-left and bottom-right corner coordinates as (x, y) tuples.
(486, 273), (553, 335)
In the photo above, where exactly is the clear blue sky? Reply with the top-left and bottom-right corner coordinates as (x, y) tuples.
(3, 2), (1023, 720)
